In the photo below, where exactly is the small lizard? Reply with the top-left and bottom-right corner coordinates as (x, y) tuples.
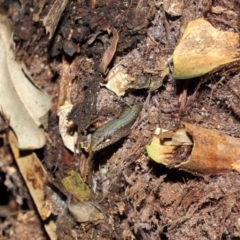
(89, 104), (142, 152)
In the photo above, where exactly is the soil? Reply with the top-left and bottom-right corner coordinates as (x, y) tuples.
(0, 0), (240, 239)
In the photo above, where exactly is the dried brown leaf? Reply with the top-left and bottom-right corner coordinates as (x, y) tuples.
(173, 18), (240, 79)
(99, 27), (119, 74)
(9, 130), (57, 240)
(147, 123), (240, 174)
(42, 0), (69, 39)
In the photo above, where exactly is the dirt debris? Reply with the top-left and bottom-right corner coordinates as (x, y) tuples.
(0, 0), (240, 239)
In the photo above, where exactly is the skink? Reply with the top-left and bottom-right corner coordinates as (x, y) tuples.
(90, 104), (142, 152)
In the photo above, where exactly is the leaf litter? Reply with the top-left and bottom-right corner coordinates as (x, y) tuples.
(0, 0), (240, 239)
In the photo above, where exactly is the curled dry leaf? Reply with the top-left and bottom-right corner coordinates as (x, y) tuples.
(99, 27), (119, 75)
(57, 57), (79, 152)
(42, 0), (69, 39)
(173, 18), (240, 79)
(57, 56), (76, 108)
(146, 123), (240, 174)
(102, 64), (134, 96)
(57, 104), (78, 153)
(0, 15), (50, 149)
(9, 130), (57, 240)
(103, 50), (169, 96)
